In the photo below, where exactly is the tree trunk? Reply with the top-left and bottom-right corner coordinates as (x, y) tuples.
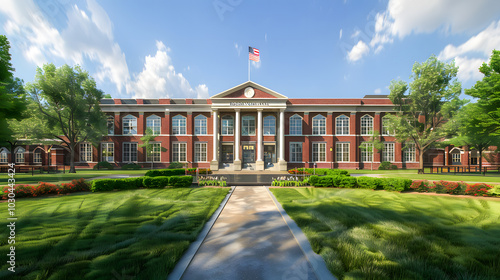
(418, 148), (424, 173)
(479, 149), (483, 173)
(69, 146), (76, 173)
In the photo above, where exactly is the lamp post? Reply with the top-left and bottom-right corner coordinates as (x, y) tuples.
(330, 147), (333, 170)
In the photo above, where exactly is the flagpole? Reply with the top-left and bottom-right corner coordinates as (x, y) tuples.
(248, 58), (250, 81)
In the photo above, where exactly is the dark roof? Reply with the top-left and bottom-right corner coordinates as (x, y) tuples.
(193, 99), (208, 104)
(100, 99), (114, 104)
(170, 99), (186, 104)
(363, 95), (389, 98)
(143, 99), (159, 104)
(121, 99), (137, 104)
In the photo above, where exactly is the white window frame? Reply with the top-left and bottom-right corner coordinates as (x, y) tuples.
(383, 142), (395, 162)
(312, 142), (327, 162)
(80, 143), (93, 162)
(146, 142), (161, 162)
(452, 153), (461, 163)
(336, 115), (349, 135)
(33, 151), (42, 164)
(312, 114), (326, 135)
(289, 114), (302, 135)
(263, 115), (276, 135)
(242, 115), (256, 136)
(107, 115), (114, 135)
(361, 114), (374, 135)
(194, 115), (208, 135)
(404, 142), (416, 162)
(289, 142), (302, 163)
(0, 149), (7, 164)
(15, 147), (25, 163)
(336, 142), (350, 162)
(221, 115), (234, 136)
(360, 142), (373, 162)
(101, 142), (114, 162)
(194, 142), (208, 162)
(122, 115), (137, 135)
(172, 142), (187, 162)
(382, 116), (393, 136)
(172, 115), (187, 135)
(146, 115), (161, 135)
(123, 142), (138, 162)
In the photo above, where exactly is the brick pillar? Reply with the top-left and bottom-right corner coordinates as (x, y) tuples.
(114, 113), (120, 135)
(374, 112), (381, 133)
(138, 112), (144, 135)
(395, 142), (402, 166)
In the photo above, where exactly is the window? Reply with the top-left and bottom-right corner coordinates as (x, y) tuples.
(15, 147), (25, 163)
(312, 114), (326, 135)
(107, 115), (114, 135)
(172, 142), (187, 162)
(360, 142), (373, 162)
(263, 115), (276, 135)
(289, 114), (302, 135)
(361, 115), (373, 135)
(80, 143), (93, 162)
(172, 115), (186, 135)
(195, 142), (207, 162)
(312, 142), (326, 162)
(382, 116), (393, 136)
(336, 115), (349, 135)
(290, 142), (302, 162)
(336, 142), (349, 162)
(34, 152), (42, 164)
(221, 115), (234, 135)
(194, 115), (207, 135)
(123, 142), (138, 162)
(123, 115), (137, 135)
(146, 143), (161, 162)
(404, 143), (416, 162)
(0, 149), (7, 163)
(146, 115), (161, 135)
(242, 115), (256, 136)
(101, 143), (114, 162)
(452, 153), (461, 163)
(383, 143), (395, 162)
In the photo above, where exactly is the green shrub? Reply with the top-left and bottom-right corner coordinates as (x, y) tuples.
(91, 177), (146, 192)
(316, 176), (334, 187)
(123, 177), (144, 189)
(168, 176), (193, 188)
(143, 176), (170, 188)
(168, 162), (185, 169)
(93, 161), (114, 170)
(491, 185), (500, 197)
(390, 164), (398, 170)
(327, 169), (350, 176)
(433, 180), (466, 195)
(356, 177), (381, 189)
(90, 179), (118, 192)
(338, 176), (357, 188)
(145, 168), (185, 177)
(378, 161), (392, 170)
(121, 163), (141, 170)
(309, 175), (319, 186)
(302, 168), (350, 176)
(381, 178), (412, 192)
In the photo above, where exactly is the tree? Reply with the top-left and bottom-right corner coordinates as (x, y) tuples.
(0, 35), (27, 142)
(28, 64), (106, 173)
(139, 128), (167, 169)
(465, 50), (500, 135)
(385, 55), (465, 171)
(446, 103), (500, 171)
(359, 131), (383, 170)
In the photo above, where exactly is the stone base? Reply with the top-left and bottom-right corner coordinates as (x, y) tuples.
(210, 160), (219, 171)
(256, 160), (265, 171)
(278, 160), (288, 171)
(233, 160), (242, 171)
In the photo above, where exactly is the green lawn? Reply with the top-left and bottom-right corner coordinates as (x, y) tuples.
(0, 169), (149, 186)
(0, 188), (229, 280)
(347, 169), (500, 184)
(271, 188), (500, 280)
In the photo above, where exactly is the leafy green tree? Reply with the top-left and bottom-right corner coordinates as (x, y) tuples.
(465, 50), (500, 134)
(28, 64), (106, 173)
(385, 55), (465, 171)
(0, 35), (27, 143)
(139, 128), (167, 169)
(359, 131), (383, 170)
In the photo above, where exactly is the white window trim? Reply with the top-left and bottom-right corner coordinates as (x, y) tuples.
(107, 115), (114, 135)
(403, 142), (417, 162)
(263, 115), (276, 136)
(382, 116), (394, 136)
(101, 142), (115, 162)
(360, 142), (373, 162)
(33, 151), (42, 164)
(242, 115), (256, 136)
(123, 142), (138, 163)
(312, 142), (327, 162)
(79, 143), (93, 162)
(146, 142), (162, 162)
(146, 114), (162, 135)
(0, 147), (9, 164)
(289, 142), (303, 163)
(172, 142), (188, 162)
(360, 114), (374, 136)
(312, 114), (326, 136)
(172, 114), (187, 135)
(336, 142), (350, 162)
(122, 115), (138, 135)
(194, 142), (208, 163)
(383, 142), (395, 162)
(194, 114), (208, 136)
(221, 115), (234, 136)
(335, 114), (349, 135)
(289, 114), (303, 136)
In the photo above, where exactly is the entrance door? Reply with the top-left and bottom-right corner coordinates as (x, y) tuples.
(242, 145), (255, 164)
(264, 145), (276, 167)
(221, 145), (233, 163)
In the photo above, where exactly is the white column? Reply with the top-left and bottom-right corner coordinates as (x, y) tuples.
(279, 109), (285, 161)
(235, 109), (240, 161)
(257, 109), (263, 161)
(212, 110), (218, 161)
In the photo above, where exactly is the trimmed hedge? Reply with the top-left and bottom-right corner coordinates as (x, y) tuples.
(309, 175), (356, 188)
(288, 168), (350, 176)
(91, 175), (193, 192)
(145, 168), (185, 177)
(381, 178), (412, 192)
(356, 177), (382, 190)
(121, 163), (141, 170)
(169, 176), (193, 188)
(143, 176), (170, 188)
(93, 161), (114, 170)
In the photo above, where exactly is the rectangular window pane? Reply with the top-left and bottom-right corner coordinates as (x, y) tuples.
(290, 143), (302, 162)
(0, 152), (7, 163)
(360, 142), (373, 162)
(404, 143), (416, 162)
(102, 143), (114, 162)
(34, 153), (42, 163)
(195, 142), (207, 162)
(80, 143), (92, 162)
(195, 116), (207, 135)
(123, 143), (137, 162)
(173, 143), (187, 162)
(383, 143), (395, 162)
(336, 142), (349, 162)
(312, 143), (326, 162)
(289, 116), (302, 135)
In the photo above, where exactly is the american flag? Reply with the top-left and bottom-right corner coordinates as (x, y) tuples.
(249, 47), (260, 62)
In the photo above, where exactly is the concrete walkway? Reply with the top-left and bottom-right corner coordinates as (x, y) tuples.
(180, 186), (319, 280)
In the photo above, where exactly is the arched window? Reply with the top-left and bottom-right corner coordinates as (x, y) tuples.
(33, 148), (42, 164)
(221, 115), (234, 135)
(15, 147), (25, 163)
(289, 114), (302, 135)
(146, 115), (161, 135)
(0, 148), (9, 164)
(107, 115), (114, 135)
(123, 115), (137, 135)
(263, 115), (276, 135)
(336, 115), (349, 135)
(312, 114), (326, 135)
(172, 115), (186, 135)
(360, 115), (373, 135)
(194, 115), (207, 135)
(242, 115), (256, 136)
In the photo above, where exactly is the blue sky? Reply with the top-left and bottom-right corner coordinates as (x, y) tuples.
(1, 0), (500, 99)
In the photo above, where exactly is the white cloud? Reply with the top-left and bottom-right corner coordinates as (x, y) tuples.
(374, 88), (382, 94)
(252, 60), (261, 69)
(351, 30), (360, 38)
(128, 41), (209, 99)
(234, 42), (241, 56)
(339, 29), (343, 40)
(454, 56), (485, 81)
(347, 40), (369, 62)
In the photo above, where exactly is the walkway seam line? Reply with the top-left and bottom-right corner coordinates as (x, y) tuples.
(266, 187), (337, 280)
(167, 186), (235, 280)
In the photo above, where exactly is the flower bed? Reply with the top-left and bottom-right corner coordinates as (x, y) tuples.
(198, 176), (227, 187)
(2, 178), (90, 199)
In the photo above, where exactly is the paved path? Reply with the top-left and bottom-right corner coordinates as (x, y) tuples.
(181, 186), (318, 280)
